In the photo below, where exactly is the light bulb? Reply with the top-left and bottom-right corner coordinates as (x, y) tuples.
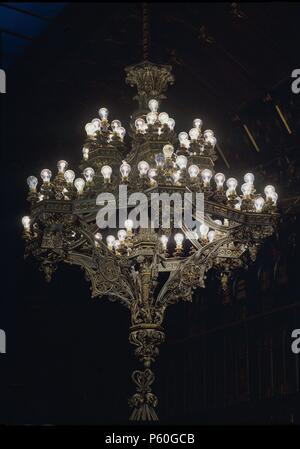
(118, 229), (127, 242)
(22, 216), (30, 232)
(201, 168), (212, 186)
(124, 219), (134, 231)
(148, 168), (157, 180)
(120, 161), (131, 179)
(101, 165), (112, 181)
(148, 99), (159, 112)
(269, 191), (278, 204)
(64, 170), (75, 184)
(226, 177), (238, 191)
(106, 235), (115, 249)
(264, 185), (275, 199)
(74, 178), (85, 194)
(41, 169), (52, 184)
(214, 219), (222, 226)
(167, 118), (175, 130)
(188, 165), (200, 178)
(85, 122), (96, 137)
(189, 127), (199, 141)
(163, 144), (174, 159)
(176, 155), (188, 170)
(155, 153), (165, 167)
(173, 170), (181, 183)
(82, 147), (89, 160)
(83, 167), (95, 183)
(208, 230), (215, 242)
(199, 223), (209, 237)
(193, 118), (203, 129)
(178, 131), (189, 144)
(91, 118), (101, 131)
(174, 232), (184, 248)
(146, 112), (157, 125)
(214, 172), (225, 189)
(116, 127), (126, 139)
(27, 176), (38, 192)
(114, 240), (121, 251)
(244, 173), (255, 185)
(57, 160), (68, 173)
(158, 112), (169, 125)
(99, 107), (109, 120)
(160, 235), (168, 250)
(111, 119), (121, 131)
(135, 118), (145, 131)
(241, 183), (252, 198)
(138, 160), (150, 176)
(254, 196), (265, 212)
(95, 232), (102, 241)
(203, 129), (214, 139)
(205, 135), (217, 147)
(234, 196), (242, 210)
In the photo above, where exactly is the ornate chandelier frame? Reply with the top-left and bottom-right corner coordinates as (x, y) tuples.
(22, 61), (279, 421)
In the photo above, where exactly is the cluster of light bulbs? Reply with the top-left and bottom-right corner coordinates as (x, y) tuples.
(84, 107), (126, 143)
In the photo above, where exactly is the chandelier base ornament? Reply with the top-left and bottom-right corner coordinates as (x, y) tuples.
(21, 61), (279, 421)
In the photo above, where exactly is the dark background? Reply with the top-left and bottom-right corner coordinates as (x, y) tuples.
(0, 2), (299, 425)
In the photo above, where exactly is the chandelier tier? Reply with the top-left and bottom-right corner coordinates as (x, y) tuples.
(22, 61), (279, 421)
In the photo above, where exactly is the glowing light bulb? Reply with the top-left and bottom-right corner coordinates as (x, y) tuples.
(173, 170), (181, 184)
(27, 176), (38, 192)
(120, 161), (131, 179)
(244, 173), (255, 185)
(174, 232), (184, 249)
(203, 129), (214, 139)
(193, 118), (203, 129)
(148, 168), (157, 181)
(167, 118), (175, 130)
(201, 169), (212, 186)
(101, 165), (112, 181)
(160, 235), (168, 250)
(41, 169), (52, 184)
(148, 99), (159, 112)
(264, 185), (276, 200)
(269, 191), (278, 205)
(116, 126), (126, 139)
(135, 118), (145, 132)
(189, 127), (199, 141)
(178, 132), (189, 144)
(234, 196), (242, 210)
(99, 107), (109, 120)
(22, 216), (30, 232)
(214, 172), (225, 189)
(114, 240), (121, 251)
(138, 160), (150, 176)
(176, 155), (188, 170)
(254, 196), (265, 212)
(82, 147), (89, 160)
(111, 119), (121, 131)
(214, 219), (222, 226)
(146, 112), (157, 125)
(163, 144), (174, 159)
(188, 165), (200, 178)
(208, 230), (215, 242)
(95, 232), (102, 241)
(85, 123), (96, 137)
(64, 170), (75, 184)
(241, 183), (252, 198)
(118, 229), (127, 242)
(57, 160), (68, 174)
(158, 112), (169, 125)
(83, 167), (95, 183)
(199, 223), (209, 237)
(226, 177), (238, 192)
(106, 235), (115, 250)
(91, 118), (101, 131)
(155, 153), (165, 167)
(205, 135), (217, 147)
(74, 178), (85, 195)
(124, 219), (134, 232)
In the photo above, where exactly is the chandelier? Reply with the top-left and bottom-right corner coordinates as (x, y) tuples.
(22, 61), (279, 421)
